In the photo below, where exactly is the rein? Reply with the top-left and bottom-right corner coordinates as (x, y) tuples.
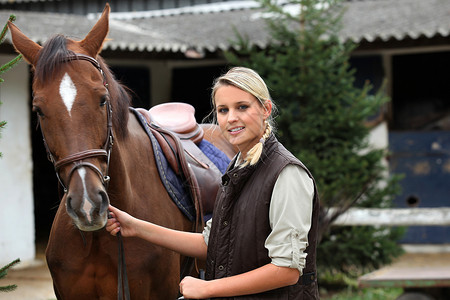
(38, 53), (130, 300)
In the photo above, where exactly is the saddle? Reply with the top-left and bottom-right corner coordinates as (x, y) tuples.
(148, 102), (204, 144)
(136, 103), (224, 227)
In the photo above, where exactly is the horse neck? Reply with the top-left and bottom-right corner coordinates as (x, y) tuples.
(106, 113), (157, 210)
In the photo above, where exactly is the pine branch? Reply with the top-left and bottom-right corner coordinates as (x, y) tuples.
(0, 15), (16, 44)
(0, 258), (20, 279)
(0, 54), (22, 78)
(0, 258), (20, 292)
(0, 284), (18, 293)
(0, 14), (22, 79)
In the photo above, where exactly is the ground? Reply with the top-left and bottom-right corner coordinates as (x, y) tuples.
(1, 247), (55, 300)
(3, 249), (449, 300)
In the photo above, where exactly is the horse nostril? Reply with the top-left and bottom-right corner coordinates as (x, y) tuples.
(99, 190), (109, 213)
(65, 194), (79, 221)
(66, 196), (73, 211)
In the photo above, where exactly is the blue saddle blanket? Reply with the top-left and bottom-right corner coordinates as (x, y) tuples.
(132, 108), (230, 221)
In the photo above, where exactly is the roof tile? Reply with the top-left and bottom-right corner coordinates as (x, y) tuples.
(2, 0), (449, 54)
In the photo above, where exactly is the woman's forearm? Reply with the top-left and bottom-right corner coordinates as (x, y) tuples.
(211, 264), (299, 296)
(134, 218), (208, 260)
(181, 263), (300, 299)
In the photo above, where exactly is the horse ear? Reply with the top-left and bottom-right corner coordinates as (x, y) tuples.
(80, 3), (110, 57)
(7, 21), (42, 66)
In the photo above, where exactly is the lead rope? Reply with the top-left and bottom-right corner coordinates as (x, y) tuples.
(106, 191), (130, 300)
(107, 209), (130, 300)
(117, 231), (131, 300)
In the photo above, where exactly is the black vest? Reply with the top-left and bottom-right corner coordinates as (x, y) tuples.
(205, 135), (320, 299)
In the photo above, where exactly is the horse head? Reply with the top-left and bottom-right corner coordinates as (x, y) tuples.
(8, 4), (117, 231)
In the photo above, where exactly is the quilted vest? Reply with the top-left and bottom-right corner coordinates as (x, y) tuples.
(205, 135), (320, 299)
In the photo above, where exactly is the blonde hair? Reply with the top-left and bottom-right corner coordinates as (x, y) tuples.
(211, 67), (277, 167)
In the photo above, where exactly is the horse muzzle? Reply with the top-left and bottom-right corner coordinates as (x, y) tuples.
(64, 168), (110, 231)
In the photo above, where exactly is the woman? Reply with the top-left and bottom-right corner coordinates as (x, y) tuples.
(106, 67), (320, 299)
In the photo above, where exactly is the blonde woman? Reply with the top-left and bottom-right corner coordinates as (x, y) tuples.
(107, 67), (320, 299)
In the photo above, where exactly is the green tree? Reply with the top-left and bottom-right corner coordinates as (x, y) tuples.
(226, 0), (404, 276)
(0, 15), (22, 293)
(0, 15), (22, 158)
(0, 259), (20, 292)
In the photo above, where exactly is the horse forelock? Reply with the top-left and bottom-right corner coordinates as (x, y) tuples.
(34, 35), (131, 139)
(35, 34), (74, 83)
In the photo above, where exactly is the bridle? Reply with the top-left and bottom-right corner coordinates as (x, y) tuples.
(39, 53), (113, 193)
(37, 53), (130, 300)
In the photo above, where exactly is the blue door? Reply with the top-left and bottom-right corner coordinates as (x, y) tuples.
(389, 131), (450, 244)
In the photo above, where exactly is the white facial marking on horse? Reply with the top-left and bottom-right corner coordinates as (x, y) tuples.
(78, 168), (93, 223)
(59, 73), (77, 116)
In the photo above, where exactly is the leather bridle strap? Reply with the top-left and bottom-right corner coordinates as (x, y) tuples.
(63, 53), (107, 86)
(41, 99), (113, 193)
(55, 149), (108, 169)
(63, 54), (130, 300)
(40, 53), (130, 300)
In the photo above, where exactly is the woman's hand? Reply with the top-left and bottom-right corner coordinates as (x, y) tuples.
(105, 205), (137, 237)
(106, 205), (207, 259)
(179, 276), (211, 299)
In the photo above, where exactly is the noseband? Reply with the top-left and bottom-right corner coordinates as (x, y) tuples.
(38, 53), (130, 300)
(39, 53), (113, 193)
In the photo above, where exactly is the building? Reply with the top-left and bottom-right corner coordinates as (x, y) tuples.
(0, 0), (448, 265)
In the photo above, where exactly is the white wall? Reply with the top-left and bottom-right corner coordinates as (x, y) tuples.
(0, 55), (35, 265)
(368, 121), (389, 150)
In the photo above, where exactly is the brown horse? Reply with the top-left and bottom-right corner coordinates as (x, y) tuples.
(8, 4), (234, 299)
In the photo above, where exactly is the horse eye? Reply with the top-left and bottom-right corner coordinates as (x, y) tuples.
(100, 95), (108, 107)
(32, 105), (44, 117)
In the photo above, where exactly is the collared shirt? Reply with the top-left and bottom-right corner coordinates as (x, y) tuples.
(202, 164), (314, 274)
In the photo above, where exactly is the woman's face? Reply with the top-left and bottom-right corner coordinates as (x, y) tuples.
(214, 85), (271, 157)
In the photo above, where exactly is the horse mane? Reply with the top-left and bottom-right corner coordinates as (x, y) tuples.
(35, 34), (131, 139)
(97, 57), (131, 139)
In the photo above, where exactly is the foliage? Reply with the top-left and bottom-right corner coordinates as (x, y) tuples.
(225, 0), (404, 275)
(0, 15), (22, 158)
(0, 15), (23, 294)
(0, 15), (22, 82)
(318, 267), (403, 299)
(0, 258), (20, 292)
(318, 226), (405, 275)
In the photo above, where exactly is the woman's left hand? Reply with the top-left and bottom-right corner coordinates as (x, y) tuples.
(179, 276), (210, 299)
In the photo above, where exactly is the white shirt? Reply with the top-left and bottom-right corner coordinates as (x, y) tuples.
(202, 164), (314, 274)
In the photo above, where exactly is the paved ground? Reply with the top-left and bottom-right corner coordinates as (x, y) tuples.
(3, 248), (449, 299)
(359, 252), (450, 288)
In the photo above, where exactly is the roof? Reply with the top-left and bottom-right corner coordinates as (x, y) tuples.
(339, 0), (450, 42)
(0, 0), (59, 3)
(1, 0), (449, 56)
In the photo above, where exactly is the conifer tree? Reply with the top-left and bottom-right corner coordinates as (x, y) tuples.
(0, 259), (20, 292)
(226, 0), (404, 275)
(0, 15), (22, 292)
(0, 14), (22, 158)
